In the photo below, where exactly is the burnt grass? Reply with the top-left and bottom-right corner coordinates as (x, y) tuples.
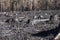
(0, 11), (60, 40)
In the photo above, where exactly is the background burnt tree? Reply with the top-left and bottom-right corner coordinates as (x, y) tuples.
(51, 0), (57, 10)
(49, 0), (60, 10)
(3, 1), (8, 12)
(0, 0), (60, 11)
(10, 0), (18, 12)
(41, 0), (48, 10)
(0, 2), (1, 11)
(32, 0), (35, 11)
(10, 1), (14, 12)
(24, 2), (30, 11)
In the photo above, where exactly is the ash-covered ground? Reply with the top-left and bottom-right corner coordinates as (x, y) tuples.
(0, 11), (60, 40)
